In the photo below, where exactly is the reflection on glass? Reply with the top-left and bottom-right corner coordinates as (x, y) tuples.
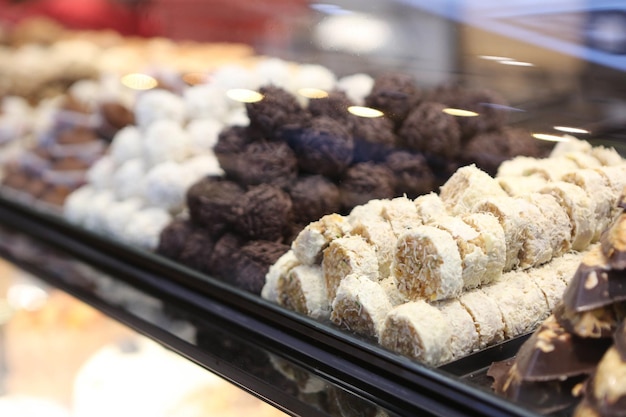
(532, 133), (571, 142)
(120, 73), (158, 90)
(226, 89), (264, 103)
(347, 105), (383, 118)
(554, 126), (589, 134)
(7, 283), (48, 311)
(442, 108), (479, 117)
(499, 60), (534, 67)
(297, 88), (329, 99)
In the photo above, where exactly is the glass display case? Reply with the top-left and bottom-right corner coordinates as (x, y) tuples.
(0, 1), (625, 416)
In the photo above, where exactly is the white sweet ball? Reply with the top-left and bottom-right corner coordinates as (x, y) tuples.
(102, 197), (144, 240)
(142, 119), (192, 167)
(63, 185), (98, 225)
(255, 57), (293, 89)
(86, 155), (115, 190)
(224, 107), (249, 127)
(110, 125), (143, 166)
(291, 64), (337, 93)
(124, 207), (172, 250)
(186, 118), (223, 152)
(113, 158), (147, 200)
(211, 63), (260, 91)
(134, 89), (186, 131)
(82, 190), (116, 235)
(183, 84), (230, 122)
(142, 161), (194, 213)
(0, 396), (70, 417)
(337, 73), (375, 105)
(181, 153), (223, 179)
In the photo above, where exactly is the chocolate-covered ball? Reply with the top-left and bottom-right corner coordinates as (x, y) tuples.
(233, 184), (293, 241)
(213, 125), (254, 175)
(246, 85), (308, 138)
(207, 232), (245, 279)
(364, 72), (421, 126)
(338, 162), (395, 210)
(398, 101), (461, 160)
(178, 228), (218, 273)
(308, 90), (354, 126)
(384, 150), (436, 198)
(232, 240), (290, 294)
(97, 101), (135, 140)
(156, 219), (195, 260)
(186, 176), (244, 236)
(351, 115), (397, 163)
(227, 141), (298, 188)
(56, 126), (99, 145)
(288, 175), (341, 224)
(285, 116), (354, 178)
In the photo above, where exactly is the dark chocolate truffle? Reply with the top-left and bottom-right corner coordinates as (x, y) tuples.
(207, 232), (245, 279)
(213, 125), (255, 175)
(398, 101), (462, 160)
(246, 85), (308, 138)
(227, 141), (298, 188)
(156, 219), (196, 260)
(308, 90), (354, 125)
(351, 115), (397, 163)
(233, 184), (293, 241)
(285, 116), (354, 178)
(288, 175), (341, 225)
(384, 150), (436, 198)
(39, 185), (72, 206)
(338, 162), (395, 210)
(186, 176), (244, 236)
(364, 72), (421, 126)
(56, 126), (99, 145)
(178, 228), (218, 273)
(97, 101), (135, 140)
(232, 240), (290, 294)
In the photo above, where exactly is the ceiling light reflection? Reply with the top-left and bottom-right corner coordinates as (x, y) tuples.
(554, 126), (589, 134)
(348, 105), (383, 118)
(226, 88), (264, 103)
(499, 60), (534, 67)
(442, 108), (479, 117)
(120, 73), (158, 90)
(479, 55), (513, 61)
(298, 88), (329, 99)
(532, 133), (571, 142)
(7, 283), (48, 311)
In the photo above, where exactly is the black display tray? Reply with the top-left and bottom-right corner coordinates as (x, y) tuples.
(0, 192), (541, 417)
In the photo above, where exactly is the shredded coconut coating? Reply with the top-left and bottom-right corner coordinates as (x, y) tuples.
(292, 214), (351, 265)
(594, 165), (626, 206)
(393, 226), (463, 301)
(431, 215), (486, 290)
(514, 197), (555, 269)
(460, 212), (506, 285)
(524, 193), (572, 259)
(347, 199), (386, 225)
(548, 247), (595, 285)
(540, 181), (595, 251)
(439, 164), (507, 215)
(564, 151), (603, 169)
(380, 196), (422, 237)
(497, 156), (547, 178)
(379, 301), (453, 366)
(277, 264), (330, 320)
(549, 136), (593, 157)
(331, 274), (393, 339)
(459, 290), (505, 348)
(322, 235), (380, 300)
(496, 175), (547, 197)
(434, 299), (480, 358)
(591, 146), (624, 166)
(351, 218), (397, 278)
(379, 276), (409, 306)
(414, 192), (447, 225)
(262, 250), (301, 303)
(482, 271), (549, 338)
(525, 263), (568, 310)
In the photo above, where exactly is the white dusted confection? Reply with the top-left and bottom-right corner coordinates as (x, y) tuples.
(82, 190), (116, 235)
(224, 106), (250, 126)
(134, 89), (186, 131)
(109, 125), (143, 166)
(523, 193), (572, 259)
(590, 146), (624, 166)
(124, 207), (172, 250)
(322, 235), (380, 301)
(380, 196), (422, 237)
(337, 73), (374, 105)
(539, 181), (595, 251)
(545, 246), (593, 285)
(562, 168), (615, 241)
(431, 215), (488, 290)
(0, 396), (70, 417)
(460, 212), (506, 285)
(262, 250), (301, 303)
(549, 135), (592, 157)
(379, 301), (453, 366)
(63, 185), (98, 225)
(142, 119), (192, 167)
(434, 299), (480, 359)
(85, 155), (115, 190)
(482, 271), (549, 338)
(186, 118), (223, 152)
(181, 153), (223, 179)
(595, 165), (626, 200)
(414, 192), (447, 224)
(102, 197), (144, 240)
(347, 198), (386, 225)
(379, 276), (408, 306)
(513, 197), (555, 269)
(472, 196), (529, 272)
(525, 262), (568, 310)
(458, 290), (505, 348)
(496, 156), (544, 178)
(393, 225), (463, 301)
(183, 84), (230, 122)
(331, 274), (393, 339)
(255, 57), (293, 89)
(142, 161), (194, 213)
(210, 63), (259, 91)
(496, 175), (547, 197)
(439, 164), (507, 215)
(350, 217), (397, 279)
(67, 79), (100, 110)
(291, 64), (337, 94)
(113, 158), (146, 200)
(563, 151), (602, 169)
(292, 214), (352, 265)
(277, 264), (330, 320)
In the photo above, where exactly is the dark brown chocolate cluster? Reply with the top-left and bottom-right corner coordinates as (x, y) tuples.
(488, 196), (626, 416)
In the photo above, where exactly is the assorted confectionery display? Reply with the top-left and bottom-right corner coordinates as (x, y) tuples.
(262, 137), (626, 366)
(487, 192), (626, 416)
